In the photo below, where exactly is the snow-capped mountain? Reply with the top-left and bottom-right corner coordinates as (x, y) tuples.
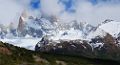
(48, 20), (96, 40)
(0, 10), (120, 52)
(98, 20), (120, 38)
(0, 11), (96, 50)
(35, 25), (111, 52)
(0, 11), (56, 39)
(6, 8), (116, 40)
(35, 19), (120, 61)
(0, 11), (96, 40)
(35, 31), (120, 60)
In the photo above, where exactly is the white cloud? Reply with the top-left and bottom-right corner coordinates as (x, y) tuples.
(40, 0), (120, 26)
(59, 12), (75, 23)
(75, 0), (120, 26)
(0, 0), (21, 25)
(40, 0), (65, 17)
(93, 4), (120, 24)
(75, 0), (94, 24)
(0, 0), (120, 26)
(0, 0), (32, 26)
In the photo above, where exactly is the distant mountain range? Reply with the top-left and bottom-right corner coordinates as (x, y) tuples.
(35, 19), (120, 61)
(0, 10), (120, 63)
(0, 10), (120, 50)
(0, 11), (120, 40)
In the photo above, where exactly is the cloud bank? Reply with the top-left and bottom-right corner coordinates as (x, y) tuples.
(0, 0), (120, 26)
(40, 0), (120, 26)
(75, 0), (120, 25)
(40, 0), (64, 16)
(0, 0), (23, 25)
(0, 0), (36, 26)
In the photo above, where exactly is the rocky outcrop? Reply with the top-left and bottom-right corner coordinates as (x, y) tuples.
(35, 33), (120, 61)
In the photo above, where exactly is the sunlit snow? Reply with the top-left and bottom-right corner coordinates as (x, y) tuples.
(0, 38), (41, 50)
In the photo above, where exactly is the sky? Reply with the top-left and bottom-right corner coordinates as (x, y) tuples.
(0, 0), (120, 26)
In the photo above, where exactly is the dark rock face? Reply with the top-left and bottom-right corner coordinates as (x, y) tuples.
(35, 34), (120, 61)
(35, 39), (93, 57)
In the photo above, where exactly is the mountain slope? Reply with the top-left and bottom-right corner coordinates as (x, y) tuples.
(0, 41), (120, 65)
(35, 32), (120, 62)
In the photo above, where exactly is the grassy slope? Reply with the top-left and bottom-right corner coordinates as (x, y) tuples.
(0, 41), (120, 65)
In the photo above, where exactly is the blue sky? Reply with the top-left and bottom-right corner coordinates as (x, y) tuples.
(30, 0), (120, 15)
(30, 0), (40, 9)
(30, 0), (98, 8)
(30, 0), (120, 10)
(30, 0), (98, 11)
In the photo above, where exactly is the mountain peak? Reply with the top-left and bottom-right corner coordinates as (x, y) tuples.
(97, 19), (114, 27)
(102, 19), (114, 24)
